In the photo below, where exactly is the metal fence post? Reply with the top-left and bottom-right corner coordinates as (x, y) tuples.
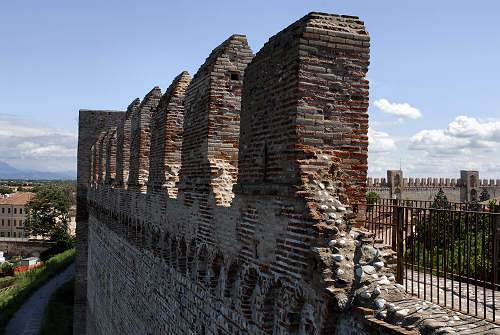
(494, 207), (499, 286)
(391, 198), (398, 251)
(395, 205), (404, 284)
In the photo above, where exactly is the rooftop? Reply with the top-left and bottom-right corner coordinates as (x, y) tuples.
(0, 192), (34, 205)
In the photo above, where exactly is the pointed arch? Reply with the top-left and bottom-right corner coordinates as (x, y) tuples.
(261, 280), (282, 334)
(241, 267), (259, 322)
(177, 238), (187, 275)
(197, 246), (209, 286)
(210, 252), (224, 296)
(170, 238), (178, 269)
(224, 260), (241, 308)
(162, 232), (171, 265)
(187, 239), (197, 278)
(286, 296), (305, 334)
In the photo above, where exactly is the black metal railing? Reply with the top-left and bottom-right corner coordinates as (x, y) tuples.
(366, 199), (499, 324)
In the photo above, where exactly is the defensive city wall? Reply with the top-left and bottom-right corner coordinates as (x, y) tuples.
(75, 13), (500, 335)
(367, 170), (500, 202)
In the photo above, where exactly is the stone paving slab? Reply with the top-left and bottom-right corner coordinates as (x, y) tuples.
(404, 269), (499, 322)
(5, 263), (75, 335)
(369, 225), (499, 322)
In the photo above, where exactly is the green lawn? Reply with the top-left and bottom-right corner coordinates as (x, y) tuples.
(39, 278), (74, 335)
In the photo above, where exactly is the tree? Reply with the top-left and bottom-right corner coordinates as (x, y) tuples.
(366, 192), (380, 205)
(468, 192), (481, 212)
(480, 188), (490, 202)
(432, 188), (449, 209)
(366, 192), (380, 212)
(24, 184), (72, 241)
(0, 188), (13, 195)
(488, 199), (498, 212)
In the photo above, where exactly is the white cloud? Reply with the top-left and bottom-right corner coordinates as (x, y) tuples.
(368, 128), (396, 153)
(374, 98), (422, 119)
(0, 115), (76, 172)
(0, 121), (76, 138)
(446, 116), (500, 140)
(393, 116), (500, 178)
(409, 116), (500, 153)
(368, 116), (500, 178)
(370, 118), (404, 127)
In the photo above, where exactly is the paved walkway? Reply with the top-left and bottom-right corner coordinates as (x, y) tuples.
(367, 225), (499, 322)
(404, 269), (499, 322)
(5, 263), (75, 335)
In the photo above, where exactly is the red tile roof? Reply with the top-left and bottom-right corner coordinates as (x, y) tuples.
(0, 192), (35, 205)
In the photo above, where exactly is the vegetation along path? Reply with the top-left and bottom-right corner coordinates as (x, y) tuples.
(5, 263), (74, 335)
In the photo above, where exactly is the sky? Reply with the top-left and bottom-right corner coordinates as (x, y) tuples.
(0, 0), (499, 178)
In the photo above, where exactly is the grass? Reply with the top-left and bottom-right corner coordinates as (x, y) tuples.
(0, 276), (14, 283)
(0, 248), (75, 335)
(0, 277), (15, 290)
(39, 277), (74, 335)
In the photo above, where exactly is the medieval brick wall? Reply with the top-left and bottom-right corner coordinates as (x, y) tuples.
(75, 109), (126, 335)
(77, 13), (371, 334)
(147, 71), (191, 198)
(76, 12), (499, 335)
(368, 170), (500, 202)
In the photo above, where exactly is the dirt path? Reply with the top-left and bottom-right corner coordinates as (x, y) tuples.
(5, 263), (75, 335)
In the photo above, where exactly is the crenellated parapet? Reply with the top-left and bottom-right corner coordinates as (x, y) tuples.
(76, 12), (498, 335)
(104, 127), (117, 186)
(80, 14), (371, 333)
(114, 99), (140, 189)
(178, 34), (254, 206)
(368, 169), (500, 202)
(147, 71), (191, 197)
(127, 87), (162, 193)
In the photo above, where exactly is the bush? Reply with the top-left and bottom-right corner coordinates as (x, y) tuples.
(366, 192), (380, 204)
(0, 263), (14, 276)
(366, 192), (380, 211)
(40, 233), (75, 261)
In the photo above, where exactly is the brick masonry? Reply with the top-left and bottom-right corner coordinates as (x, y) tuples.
(75, 109), (126, 335)
(75, 12), (500, 335)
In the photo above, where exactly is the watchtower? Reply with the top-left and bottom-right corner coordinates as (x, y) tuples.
(387, 170), (404, 200)
(460, 170), (480, 202)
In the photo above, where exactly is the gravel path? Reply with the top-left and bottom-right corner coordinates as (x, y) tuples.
(5, 263), (75, 335)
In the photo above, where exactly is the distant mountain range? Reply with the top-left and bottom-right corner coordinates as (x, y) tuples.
(0, 161), (75, 180)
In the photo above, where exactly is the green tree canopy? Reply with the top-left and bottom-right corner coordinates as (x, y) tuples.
(366, 192), (380, 205)
(24, 184), (72, 240)
(0, 188), (14, 195)
(432, 188), (450, 209)
(480, 188), (490, 202)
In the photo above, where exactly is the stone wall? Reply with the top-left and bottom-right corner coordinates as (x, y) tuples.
(75, 109), (126, 335)
(368, 170), (500, 202)
(0, 239), (54, 258)
(76, 12), (499, 335)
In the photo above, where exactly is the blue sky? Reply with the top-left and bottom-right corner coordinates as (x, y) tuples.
(0, 1), (499, 178)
